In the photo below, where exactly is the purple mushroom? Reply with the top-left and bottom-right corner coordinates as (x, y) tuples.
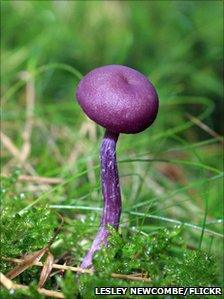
(76, 65), (159, 269)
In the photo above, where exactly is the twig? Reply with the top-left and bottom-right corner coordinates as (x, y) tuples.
(0, 131), (36, 175)
(3, 257), (151, 282)
(186, 113), (223, 144)
(0, 131), (21, 158)
(0, 272), (64, 298)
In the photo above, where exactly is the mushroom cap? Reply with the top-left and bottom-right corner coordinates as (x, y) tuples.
(76, 65), (159, 134)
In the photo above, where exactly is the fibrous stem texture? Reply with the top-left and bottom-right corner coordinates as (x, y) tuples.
(81, 130), (121, 268)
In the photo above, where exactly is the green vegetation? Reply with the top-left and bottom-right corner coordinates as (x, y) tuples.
(1, 1), (223, 298)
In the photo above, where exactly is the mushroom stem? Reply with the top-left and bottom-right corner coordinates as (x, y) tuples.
(81, 129), (121, 269)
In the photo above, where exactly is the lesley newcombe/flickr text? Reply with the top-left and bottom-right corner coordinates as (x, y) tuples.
(94, 286), (223, 296)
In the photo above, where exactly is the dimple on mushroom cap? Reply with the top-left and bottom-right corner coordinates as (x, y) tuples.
(76, 65), (159, 134)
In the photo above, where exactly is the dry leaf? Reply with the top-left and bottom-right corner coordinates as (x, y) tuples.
(6, 247), (48, 279)
(38, 251), (54, 288)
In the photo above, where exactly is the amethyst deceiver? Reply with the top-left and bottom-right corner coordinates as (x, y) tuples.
(76, 65), (159, 268)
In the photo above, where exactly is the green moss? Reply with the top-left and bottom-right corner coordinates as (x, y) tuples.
(1, 172), (222, 298)
(58, 271), (78, 299)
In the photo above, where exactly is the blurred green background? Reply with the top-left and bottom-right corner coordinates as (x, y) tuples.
(1, 0), (223, 272)
(1, 0), (223, 134)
